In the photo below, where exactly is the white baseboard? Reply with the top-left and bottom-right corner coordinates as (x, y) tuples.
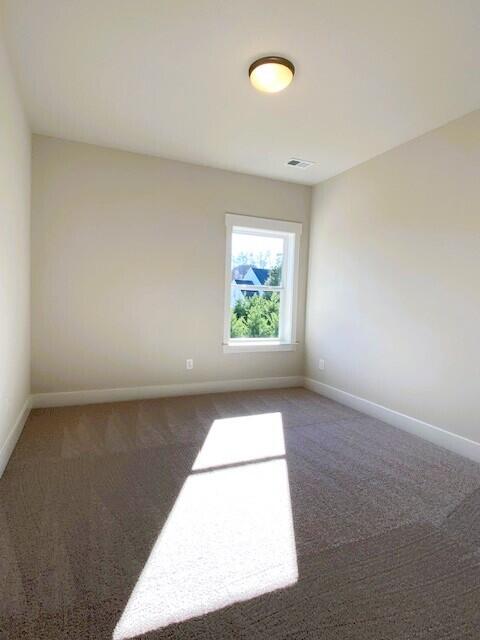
(24, 375), (480, 466)
(0, 397), (32, 478)
(31, 375), (304, 409)
(304, 377), (480, 465)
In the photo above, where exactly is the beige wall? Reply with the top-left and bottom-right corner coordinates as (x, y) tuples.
(305, 109), (480, 443)
(0, 23), (31, 457)
(31, 136), (310, 393)
(30, 104), (480, 448)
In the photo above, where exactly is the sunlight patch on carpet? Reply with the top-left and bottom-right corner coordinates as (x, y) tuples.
(113, 412), (297, 639)
(192, 411), (286, 470)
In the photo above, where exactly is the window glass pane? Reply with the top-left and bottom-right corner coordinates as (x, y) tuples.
(231, 232), (284, 288)
(230, 288), (280, 339)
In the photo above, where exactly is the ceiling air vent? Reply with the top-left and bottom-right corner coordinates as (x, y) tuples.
(286, 158), (314, 169)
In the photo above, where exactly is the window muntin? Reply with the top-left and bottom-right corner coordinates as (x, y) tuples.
(224, 214), (301, 350)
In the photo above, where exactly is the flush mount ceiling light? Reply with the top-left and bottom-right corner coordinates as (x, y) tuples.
(249, 56), (295, 93)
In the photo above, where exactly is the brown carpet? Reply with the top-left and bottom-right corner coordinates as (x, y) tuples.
(1, 387), (480, 639)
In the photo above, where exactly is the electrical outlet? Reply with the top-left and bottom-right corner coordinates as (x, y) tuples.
(186, 359), (194, 370)
(318, 359), (325, 371)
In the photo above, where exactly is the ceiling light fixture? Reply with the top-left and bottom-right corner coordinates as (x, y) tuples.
(249, 56), (295, 93)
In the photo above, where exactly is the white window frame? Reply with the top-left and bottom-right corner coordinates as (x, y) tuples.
(223, 213), (302, 353)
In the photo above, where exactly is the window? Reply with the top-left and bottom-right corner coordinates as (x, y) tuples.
(223, 213), (302, 353)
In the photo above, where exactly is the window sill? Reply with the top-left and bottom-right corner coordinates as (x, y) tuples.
(223, 341), (298, 354)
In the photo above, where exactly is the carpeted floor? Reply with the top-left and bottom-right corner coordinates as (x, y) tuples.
(1, 387), (480, 639)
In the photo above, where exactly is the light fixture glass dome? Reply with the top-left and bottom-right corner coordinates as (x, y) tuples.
(249, 57), (295, 93)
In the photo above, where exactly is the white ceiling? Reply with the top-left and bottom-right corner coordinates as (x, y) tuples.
(3, 0), (480, 185)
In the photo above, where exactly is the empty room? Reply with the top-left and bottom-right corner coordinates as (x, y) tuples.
(1, 1), (480, 638)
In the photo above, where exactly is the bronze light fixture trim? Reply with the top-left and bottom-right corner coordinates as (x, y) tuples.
(248, 56), (295, 93)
